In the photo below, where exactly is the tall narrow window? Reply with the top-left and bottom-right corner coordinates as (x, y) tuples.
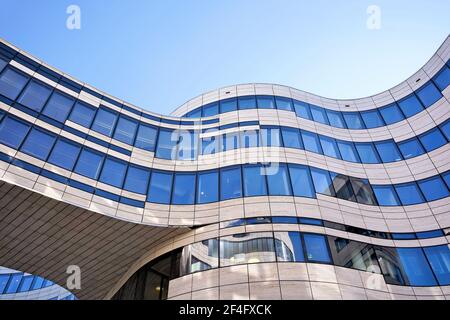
(147, 171), (173, 204)
(423, 245), (450, 286)
(197, 170), (219, 204)
(267, 164), (291, 196)
(220, 167), (242, 201)
(350, 178), (377, 205)
(288, 164), (315, 198)
(396, 248), (437, 286)
(293, 100), (311, 120)
(311, 168), (335, 196)
(172, 173), (196, 205)
(243, 165), (267, 197)
(303, 233), (331, 263)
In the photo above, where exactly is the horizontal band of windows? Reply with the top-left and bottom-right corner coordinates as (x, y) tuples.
(1, 146), (450, 209)
(219, 216), (447, 240)
(2, 106), (449, 166)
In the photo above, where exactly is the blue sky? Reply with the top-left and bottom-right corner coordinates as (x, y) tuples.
(0, 0), (449, 115)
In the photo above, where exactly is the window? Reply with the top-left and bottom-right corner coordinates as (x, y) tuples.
(0, 67), (29, 100)
(124, 165), (150, 194)
(311, 168), (335, 196)
(299, 217), (323, 226)
(398, 138), (425, 159)
(423, 245), (450, 285)
(5, 273), (22, 294)
(319, 136), (340, 159)
(202, 133), (219, 155)
(433, 65), (450, 91)
(202, 102), (219, 117)
(176, 130), (198, 160)
(440, 120), (450, 140)
(0, 58), (6, 72)
(288, 164), (315, 198)
(113, 116), (138, 144)
(327, 238), (380, 273)
(375, 141), (402, 162)
(281, 127), (302, 149)
(417, 176), (449, 202)
(275, 97), (293, 111)
(222, 132), (240, 151)
(396, 248), (437, 286)
(220, 232), (276, 266)
(350, 178), (377, 205)
(18, 276), (34, 293)
(238, 96), (256, 110)
(243, 165), (267, 197)
(0, 274), (9, 294)
(303, 234), (331, 263)
(240, 129), (259, 148)
(0, 116), (30, 148)
(181, 239), (219, 275)
(310, 105), (328, 125)
(99, 157), (127, 188)
(395, 182), (424, 205)
(48, 139), (81, 170)
(260, 127), (281, 147)
(330, 173), (355, 201)
(156, 129), (178, 160)
(355, 143), (380, 163)
(186, 108), (201, 118)
(267, 164), (291, 196)
(301, 131), (322, 154)
(373, 185), (400, 206)
(419, 128), (447, 152)
(91, 107), (118, 136)
(416, 230), (443, 239)
(361, 110), (385, 128)
(74, 148), (104, 179)
(398, 94), (423, 117)
(343, 112), (365, 129)
(257, 95), (275, 109)
(220, 98), (237, 113)
(326, 110), (346, 128)
(135, 124), (158, 152)
(380, 103), (404, 125)
(41, 92), (75, 122)
(69, 101), (96, 127)
(172, 173), (196, 205)
(147, 171), (173, 204)
(17, 80), (52, 112)
(197, 171), (219, 204)
(416, 82), (442, 108)
(275, 232), (304, 262)
(20, 128), (56, 160)
(220, 167), (242, 200)
(293, 100), (311, 120)
(337, 141), (360, 162)
(31, 277), (44, 290)
(444, 172), (450, 190)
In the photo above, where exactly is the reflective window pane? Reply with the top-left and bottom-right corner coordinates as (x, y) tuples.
(20, 128), (56, 160)
(177, 130), (198, 160)
(293, 100), (311, 119)
(417, 176), (449, 202)
(398, 94), (423, 117)
(17, 80), (52, 112)
(281, 127), (302, 149)
(301, 131), (322, 153)
(440, 120), (450, 140)
(238, 96), (256, 110)
(124, 165), (150, 194)
(0, 67), (29, 100)
(376, 247), (407, 285)
(260, 127), (281, 147)
(355, 143), (380, 164)
(361, 110), (385, 128)
(156, 129), (178, 160)
(91, 107), (118, 136)
(373, 185), (400, 206)
(337, 141), (360, 162)
(220, 98), (237, 113)
(172, 173), (196, 205)
(197, 171), (219, 204)
(69, 101), (96, 127)
(275, 97), (293, 111)
(343, 112), (365, 129)
(257, 96), (275, 109)
(99, 157), (127, 188)
(423, 245), (450, 285)
(202, 102), (218, 117)
(319, 136), (340, 159)
(220, 167), (242, 201)
(5, 274), (22, 294)
(380, 103), (404, 125)
(395, 183), (424, 205)
(147, 171), (173, 204)
(74, 148), (104, 179)
(48, 139), (81, 170)
(288, 164), (315, 198)
(398, 138), (425, 159)
(135, 124), (158, 152)
(310, 105), (328, 125)
(181, 239), (218, 275)
(375, 141), (402, 162)
(326, 110), (346, 128)
(433, 65), (450, 91)
(113, 116), (138, 144)
(243, 165), (267, 197)
(416, 82), (442, 108)
(0, 58), (6, 72)
(275, 232), (304, 262)
(240, 129), (259, 148)
(419, 128), (447, 152)
(186, 108), (201, 118)
(42, 92), (75, 122)
(267, 164), (291, 196)
(311, 168), (335, 196)
(397, 248), (437, 286)
(303, 233), (331, 263)
(222, 132), (240, 151)
(0, 116), (30, 148)
(202, 134), (219, 155)
(330, 173), (355, 201)
(350, 178), (377, 205)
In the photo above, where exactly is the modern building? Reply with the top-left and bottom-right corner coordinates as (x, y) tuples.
(0, 36), (449, 300)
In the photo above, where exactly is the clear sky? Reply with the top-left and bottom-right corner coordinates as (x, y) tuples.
(0, 0), (449, 115)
